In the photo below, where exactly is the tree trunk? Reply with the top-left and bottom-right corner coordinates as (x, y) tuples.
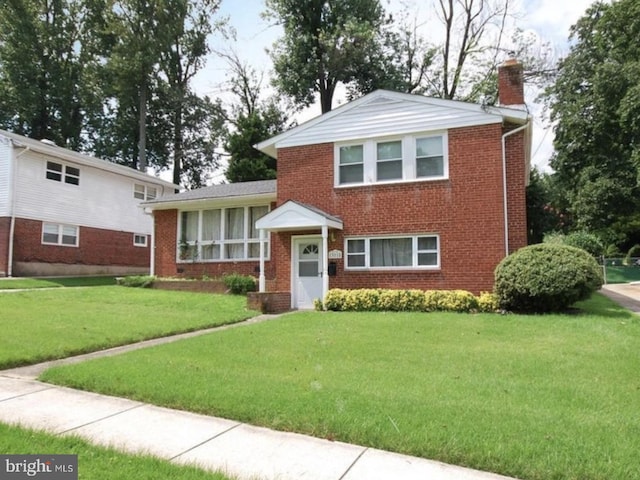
(138, 82), (147, 171)
(172, 102), (183, 188)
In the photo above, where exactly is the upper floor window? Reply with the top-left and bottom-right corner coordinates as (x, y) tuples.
(376, 141), (403, 181)
(46, 161), (80, 185)
(335, 132), (447, 187)
(345, 235), (439, 270)
(338, 145), (364, 184)
(416, 136), (444, 178)
(179, 205), (270, 262)
(42, 223), (79, 247)
(134, 184), (157, 200)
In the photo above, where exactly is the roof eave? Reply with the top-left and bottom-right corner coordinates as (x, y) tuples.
(143, 191), (277, 211)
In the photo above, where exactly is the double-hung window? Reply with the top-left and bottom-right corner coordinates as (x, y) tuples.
(42, 223), (79, 247)
(338, 145), (364, 185)
(46, 161), (80, 185)
(335, 132), (447, 187)
(416, 136), (445, 178)
(179, 205), (270, 262)
(346, 235), (439, 269)
(376, 140), (403, 181)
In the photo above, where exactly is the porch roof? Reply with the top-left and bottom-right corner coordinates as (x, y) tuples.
(255, 200), (343, 232)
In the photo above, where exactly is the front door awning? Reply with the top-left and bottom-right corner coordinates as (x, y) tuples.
(255, 200), (343, 231)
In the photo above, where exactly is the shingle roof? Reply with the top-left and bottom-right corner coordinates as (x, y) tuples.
(144, 179), (276, 206)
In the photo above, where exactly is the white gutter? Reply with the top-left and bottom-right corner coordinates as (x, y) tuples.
(7, 144), (32, 276)
(501, 122), (529, 257)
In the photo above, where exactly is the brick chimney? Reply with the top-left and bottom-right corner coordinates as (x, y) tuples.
(498, 58), (524, 106)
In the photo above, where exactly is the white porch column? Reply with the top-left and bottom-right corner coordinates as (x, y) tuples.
(259, 228), (266, 292)
(321, 225), (329, 301)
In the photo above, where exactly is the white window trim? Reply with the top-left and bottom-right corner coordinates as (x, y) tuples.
(334, 131), (449, 187)
(45, 161), (80, 186)
(177, 205), (271, 263)
(134, 184), (157, 201)
(133, 234), (148, 247)
(344, 234), (440, 270)
(42, 223), (79, 247)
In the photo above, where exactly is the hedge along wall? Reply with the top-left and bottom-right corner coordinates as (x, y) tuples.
(321, 288), (499, 313)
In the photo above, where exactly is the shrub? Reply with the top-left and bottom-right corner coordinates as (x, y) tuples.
(117, 275), (156, 288)
(222, 273), (257, 295)
(563, 231), (604, 258)
(494, 243), (603, 313)
(543, 231), (604, 258)
(477, 292), (500, 313)
(323, 288), (482, 313)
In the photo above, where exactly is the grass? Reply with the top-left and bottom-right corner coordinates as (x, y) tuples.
(0, 287), (256, 369)
(604, 265), (640, 284)
(0, 276), (118, 289)
(38, 294), (640, 480)
(0, 423), (232, 480)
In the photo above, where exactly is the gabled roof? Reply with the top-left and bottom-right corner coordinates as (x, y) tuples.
(0, 129), (179, 189)
(144, 179), (277, 210)
(256, 89), (530, 158)
(255, 200), (343, 231)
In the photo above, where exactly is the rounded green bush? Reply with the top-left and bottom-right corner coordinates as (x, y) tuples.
(564, 231), (604, 258)
(494, 243), (603, 313)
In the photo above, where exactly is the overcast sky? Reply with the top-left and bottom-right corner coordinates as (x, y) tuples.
(191, 0), (599, 181)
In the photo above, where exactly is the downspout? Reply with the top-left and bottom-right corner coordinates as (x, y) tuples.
(7, 144), (32, 277)
(501, 122), (529, 257)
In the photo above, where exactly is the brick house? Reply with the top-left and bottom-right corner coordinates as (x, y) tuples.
(146, 60), (531, 310)
(0, 130), (178, 277)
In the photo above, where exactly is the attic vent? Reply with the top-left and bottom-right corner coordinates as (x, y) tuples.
(40, 139), (56, 146)
(365, 95), (397, 105)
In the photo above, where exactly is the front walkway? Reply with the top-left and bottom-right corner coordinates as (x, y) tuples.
(600, 282), (640, 313)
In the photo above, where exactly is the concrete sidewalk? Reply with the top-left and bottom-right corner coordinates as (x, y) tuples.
(0, 375), (515, 480)
(600, 282), (640, 313)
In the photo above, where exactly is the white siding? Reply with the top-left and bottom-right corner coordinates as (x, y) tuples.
(13, 151), (161, 234)
(277, 95), (502, 149)
(0, 138), (11, 216)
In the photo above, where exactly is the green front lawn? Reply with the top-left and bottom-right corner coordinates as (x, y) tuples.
(0, 287), (256, 369)
(0, 276), (119, 289)
(40, 294), (640, 480)
(0, 423), (232, 480)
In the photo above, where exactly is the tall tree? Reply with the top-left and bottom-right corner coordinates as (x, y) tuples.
(545, 0), (640, 247)
(106, 0), (169, 171)
(264, 0), (398, 113)
(158, 0), (224, 185)
(218, 51), (289, 182)
(0, 0), (98, 148)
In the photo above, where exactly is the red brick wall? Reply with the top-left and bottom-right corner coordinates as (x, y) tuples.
(12, 217), (150, 268)
(504, 125), (528, 253)
(152, 208), (274, 279)
(273, 122), (525, 294)
(0, 217), (9, 276)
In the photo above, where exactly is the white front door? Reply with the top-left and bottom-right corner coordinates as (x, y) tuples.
(293, 237), (323, 309)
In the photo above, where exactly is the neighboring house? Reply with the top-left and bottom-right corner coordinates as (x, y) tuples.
(0, 130), (178, 277)
(146, 59), (531, 310)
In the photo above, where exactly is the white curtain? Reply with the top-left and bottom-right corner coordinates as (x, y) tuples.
(371, 238), (412, 267)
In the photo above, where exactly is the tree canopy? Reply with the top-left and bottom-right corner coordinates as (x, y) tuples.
(545, 0), (640, 247)
(265, 0), (398, 113)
